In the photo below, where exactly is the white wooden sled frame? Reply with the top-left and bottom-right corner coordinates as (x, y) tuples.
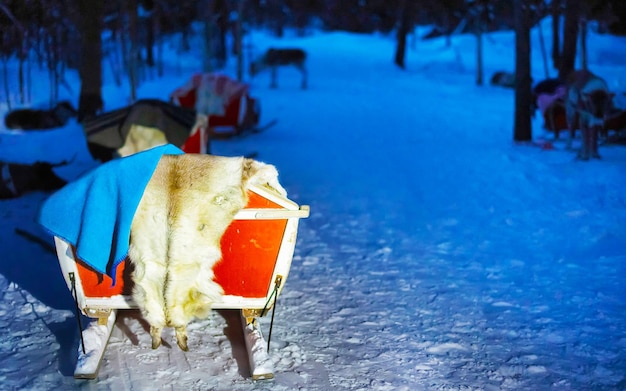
(54, 184), (309, 380)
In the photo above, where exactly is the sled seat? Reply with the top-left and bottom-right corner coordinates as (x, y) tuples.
(54, 184), (309, 318)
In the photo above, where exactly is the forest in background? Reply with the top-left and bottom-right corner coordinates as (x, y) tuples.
(0, 0), (624, 140)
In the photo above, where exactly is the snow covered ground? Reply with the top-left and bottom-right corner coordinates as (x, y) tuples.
(1, 17), (626, 390)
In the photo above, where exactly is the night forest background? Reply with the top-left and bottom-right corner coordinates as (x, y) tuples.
(1, 0), (625, 141)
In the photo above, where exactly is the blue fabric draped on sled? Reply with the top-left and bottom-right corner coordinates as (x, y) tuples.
(37, 144), (184, 283)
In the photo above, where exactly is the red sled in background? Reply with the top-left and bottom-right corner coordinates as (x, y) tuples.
(170, 73), (261, 139)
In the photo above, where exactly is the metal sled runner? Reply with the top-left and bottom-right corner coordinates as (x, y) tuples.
(54, 184), (309, 380)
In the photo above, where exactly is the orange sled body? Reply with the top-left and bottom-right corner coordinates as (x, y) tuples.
(55, 184), (309, 317)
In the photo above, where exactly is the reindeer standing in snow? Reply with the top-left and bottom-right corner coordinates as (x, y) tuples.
(249, 48), (307, 89)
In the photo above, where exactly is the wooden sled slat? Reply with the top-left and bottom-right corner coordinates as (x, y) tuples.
(74, 309), (117, 379)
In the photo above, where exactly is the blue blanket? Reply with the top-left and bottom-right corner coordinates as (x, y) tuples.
(37, 144), (184, 282)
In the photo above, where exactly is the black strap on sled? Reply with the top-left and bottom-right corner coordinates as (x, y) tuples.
(261, 275), (282, 351)
(69, 272), (86, 354)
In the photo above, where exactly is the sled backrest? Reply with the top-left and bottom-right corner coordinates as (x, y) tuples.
(170, 73), (257, 134)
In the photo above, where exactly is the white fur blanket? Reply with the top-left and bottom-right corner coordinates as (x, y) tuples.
(127, 153), (287, 350)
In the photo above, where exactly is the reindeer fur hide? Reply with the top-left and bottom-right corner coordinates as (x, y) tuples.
(128, 153), (286, 350)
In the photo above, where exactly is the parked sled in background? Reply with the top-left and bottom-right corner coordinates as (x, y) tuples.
(170, 73), (261, 139)
(533, 77), (626, 145)
(81, 99), (208, 161)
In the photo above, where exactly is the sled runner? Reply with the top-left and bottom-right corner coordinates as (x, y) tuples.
(54, 184), (309, 380)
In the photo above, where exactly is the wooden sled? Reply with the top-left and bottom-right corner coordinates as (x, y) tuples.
(54, 184), (309, 380)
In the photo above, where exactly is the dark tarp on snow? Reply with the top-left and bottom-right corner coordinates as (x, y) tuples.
(0, 161), (67, 199)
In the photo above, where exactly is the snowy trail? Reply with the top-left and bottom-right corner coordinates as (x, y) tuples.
(231, 39), (626, 388)
(1, 26), (626, 390)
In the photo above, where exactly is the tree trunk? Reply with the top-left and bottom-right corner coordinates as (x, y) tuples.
(216, 0), (228, 67)
(154, 1), (164, 76)
(235, 0), (245, 81)
(46, 34), (56, 105)
(476, 31), (483, 85)
(26, 45), (31, 104)
(202, 0), (216, 73)
(537, 17), (549, 78)
(475, 2), (489, 86)
(18, 48), (25, 104)
(394, 0), (410, 69)
(579, 18), (587, 70)
(47, 26), (63, 105)
(551, 0), (561, 71)
(394, 29), (408, 69)
(443, 11), (452, 47)
(514, 0), (532, 142)
(77, 0), (103, 121)
(126, 0), (139, 102)
(3, 58), (11, 111)
(559, 0), (580, 80)
(145, 7), (155, 67)
(268, 0), (284, 38)
(116, 2), (127, 85)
